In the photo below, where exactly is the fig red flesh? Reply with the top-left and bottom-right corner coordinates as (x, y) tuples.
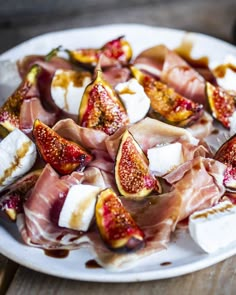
(33, 119), (93, 175)
(214, 134), (236, 190)
(95, 188), (145, 252)
(131, 66), (203, 127)
(115, 130), (159, 198)
(206, 82), (235, 128)
(69, 36), (132, 67)
(78, 70), (129, 135)
(0, 169), (41, 220)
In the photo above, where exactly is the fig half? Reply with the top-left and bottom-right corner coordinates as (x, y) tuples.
(131, 67), (203, 127)
(0, 169), (41, 221)
(0, 65), (40, 132)
(69, 36), (132, 67)
(78, 70), (129, 135)
(33, 119), (93, 175)
(214, 134), (236, 190)
(206, 82), (235, 128)
(95, 188), (145, 252)
(115, 130), (159, 199)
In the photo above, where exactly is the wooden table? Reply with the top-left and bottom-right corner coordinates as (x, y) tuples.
(1, 253), (236, 295)
(1, 0), (236, 294)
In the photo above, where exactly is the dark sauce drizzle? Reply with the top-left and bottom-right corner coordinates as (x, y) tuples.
(44, 249), (70, 259)
(85, 259), (102, 269)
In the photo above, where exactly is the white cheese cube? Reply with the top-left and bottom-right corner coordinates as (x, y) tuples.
(189, 201), (236, 253)
(51, 69), (91, 114)
(211, 55), (236, 91)
(115, 78), (150, 123)
(58, 184), (102, 232)
(0, 128), (36, 191)
(147, 142), (183, 176)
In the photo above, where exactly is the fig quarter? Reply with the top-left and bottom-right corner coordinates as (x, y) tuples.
(0, 65), (40, 132)
(78, 70), (129, 135)
(95, 188), (145, 252)
(131, 66), (203, 127)
(206, 82), (235, 129)
(33, 119), (93, 175)
(115, 130), (159, 199)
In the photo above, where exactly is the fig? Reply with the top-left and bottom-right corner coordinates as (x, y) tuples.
(115, 130), (159, 199)
(206, 82), (235, 128)
(131, 66), (203, 127)
(214, 134), (236, 190)
(33, 119), (93, 175)
(69, 36), (132, 67)
(78, 70), (129, 135)
(0, 65), (40, 132)
(0, 169), (41, 221)
(95, 188), (145, 252)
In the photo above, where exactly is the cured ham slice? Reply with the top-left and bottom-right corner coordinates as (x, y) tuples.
(17, 164), (88, 249)
(87, 157), (225, 269)
(83, 167), (118, 193)
(164, 157), (226, 220)
(133, 45), (168, 78)
(53, 118), (109, 151)
(20, 97), (56, 133)
(106, 117), (199, 160)
(161, 50), (206, 106)
(17, 55), (72, 78)
(102, 66), (131, 87)
(186, 111), (213, 139)
(88, 149), (114, 173)
(134, 45), (208, 107)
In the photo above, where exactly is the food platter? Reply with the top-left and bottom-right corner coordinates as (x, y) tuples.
(0, 24), (236, 282)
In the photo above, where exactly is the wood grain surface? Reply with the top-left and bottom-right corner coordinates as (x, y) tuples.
(0, 255), (18, 295)
(0, 0), (235, 54)
(3, 255), (236, 295)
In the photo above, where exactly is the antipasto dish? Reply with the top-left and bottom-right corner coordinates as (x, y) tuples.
(0, 31), (236, 272)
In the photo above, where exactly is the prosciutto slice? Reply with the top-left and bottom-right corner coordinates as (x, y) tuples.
(133, 44), (168, 78)
(106, 117), (199, 160)
(134, 45), (207, 106)
(17, 55), (72, 78)
(186, 111), (213, 139)
(102, 66), (131, 87)
(20, 97), (56, 133)
(87, 156), (225, 269)
(53, 118), (109, 151)
(161, 50), (206, 105)
(17, 164), (88, 249)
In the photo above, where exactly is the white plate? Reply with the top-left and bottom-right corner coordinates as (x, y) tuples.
(1, 24), (236, 282)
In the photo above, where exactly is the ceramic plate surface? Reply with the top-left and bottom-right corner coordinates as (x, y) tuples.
(0, 24), (236, 282)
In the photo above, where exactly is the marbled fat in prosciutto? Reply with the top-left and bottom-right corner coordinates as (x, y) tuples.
(161, 50), (206, 106)
(17, 164), (87, 249)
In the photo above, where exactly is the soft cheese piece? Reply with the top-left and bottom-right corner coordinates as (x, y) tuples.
(51, 69), (91, 114)
(212, 55), (236, 91)
(189, 201), (236, 253)
(115, 78), (150, 123)
(147, 142), (184, 176)
(0, 128), (36, 191)
(58, 184), (102, 232)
